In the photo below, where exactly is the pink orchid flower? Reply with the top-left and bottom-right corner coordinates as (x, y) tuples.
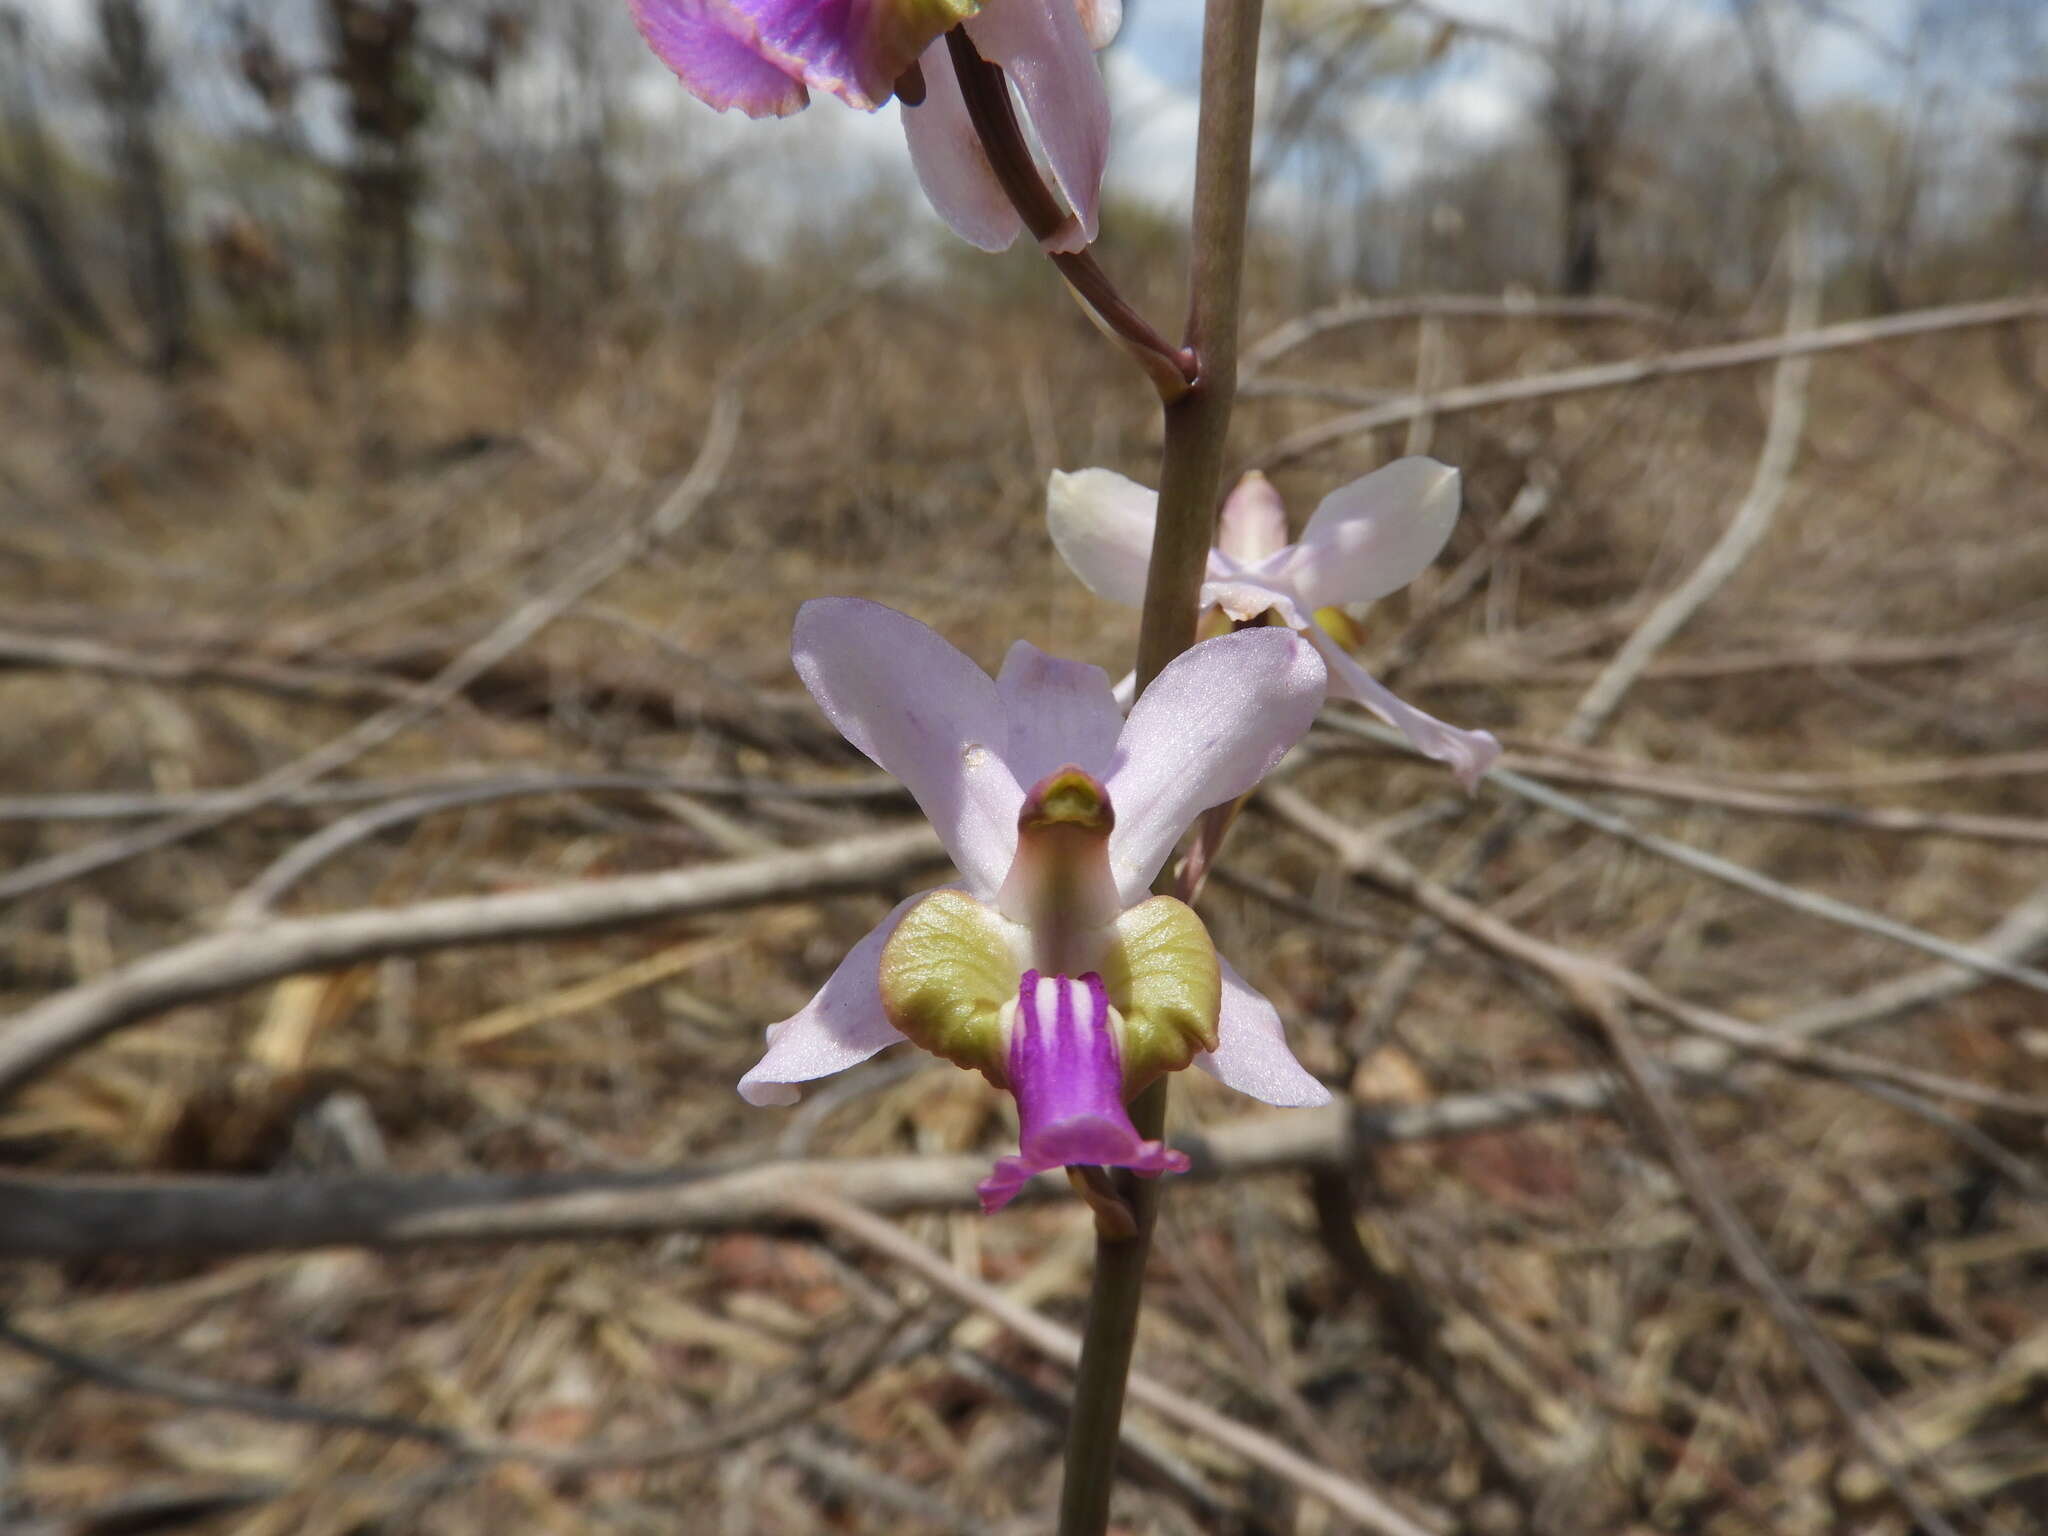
(629, 0), (1119, 252)
(1047, 457), (1503, 789)
(742, 597), (1332, 1212)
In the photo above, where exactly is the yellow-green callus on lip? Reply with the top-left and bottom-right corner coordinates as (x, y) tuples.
(878, 889), (1221, 1093)
(878, 765), (1220, 1093)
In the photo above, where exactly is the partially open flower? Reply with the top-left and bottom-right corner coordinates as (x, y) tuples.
(1047, 457), (1503, 789)
(629, 0), (1116, 251)
(741, 597), (1332, 1212)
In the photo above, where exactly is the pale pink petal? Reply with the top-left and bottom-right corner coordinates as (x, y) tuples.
(1307, 623), (1500, 791)
(1104, 628), (1326, 902)
(792, 598), (1021, 897)
(1074, 0), (1122, 49)
(630, 0), (810, 116)
(1193, 955), (1329, 1107)
(1283, 457), (1462, 611)
(1047, 468), (1157, 608)
(739, 892), (927, 1105)
(963, 0), (1110, 247)
(1216, 472), (1290, 565)
(996, 641), (1124, 786)
(899, 38), (1025, 252)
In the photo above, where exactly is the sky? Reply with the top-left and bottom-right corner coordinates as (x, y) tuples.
(17, 0), (2020, 253)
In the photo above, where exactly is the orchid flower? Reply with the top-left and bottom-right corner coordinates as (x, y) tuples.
(742, 597), (1332, 1212)
(1047, 457), (1503, 790)
(629, 0), (1118, 252)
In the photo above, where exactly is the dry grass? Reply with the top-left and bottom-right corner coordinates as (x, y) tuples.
(1, 273), (2045, 1535)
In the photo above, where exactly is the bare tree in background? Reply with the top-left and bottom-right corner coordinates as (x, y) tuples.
(89, 0), (194, 375)
(1538, 3), (1653, 296)
(324, 0), (430, 340)
(0, 8), (118, 361)
(565, 4), (621, 306)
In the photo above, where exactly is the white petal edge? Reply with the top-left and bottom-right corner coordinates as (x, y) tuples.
(1307, 623), (1501, 792)
(1193, 954), (1330, 1107)
(996, 640), (1125, 787)
(1047, 467), (1157, 608)
(1074, 0), (1121, 49)
(964, 0), (1111, 247)
(899, 39), (1024, 252)
(739, 892), (929, 1105)
(1104, 628), (1327, 903)
(792, 597), (1022, 897)
(1285, 458), (1461, 612)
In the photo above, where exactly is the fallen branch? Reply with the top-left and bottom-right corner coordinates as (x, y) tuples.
(1243, 291), (1678, 375)
(0, 386), (742, 907)
(0, 821), (947, 1101)
(797, 1191), (1450, 1536)
(1247, 295), (2048, 469)
(1321, 716), (2048, 997)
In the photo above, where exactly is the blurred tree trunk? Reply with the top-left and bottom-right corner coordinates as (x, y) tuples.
(1558, 141), (1603, 297)
(92, 0), (195, 375)
(324, 0), (428, 341)
(1539, 9), (1648, 298)
(0, 10), (118, 356)
(569, 4), (621, 306)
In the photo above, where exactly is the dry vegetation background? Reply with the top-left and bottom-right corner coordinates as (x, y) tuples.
(2, 1), (2047, 1533)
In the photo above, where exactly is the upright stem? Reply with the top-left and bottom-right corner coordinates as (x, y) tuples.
(1056, 4), (1265, 1533)
(1132, 0), (1265, 695)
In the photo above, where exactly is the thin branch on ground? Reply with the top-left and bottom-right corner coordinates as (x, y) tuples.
(1241, 291), (1680, 375)
(1565, 213), (1819, 743)
(0, 1307), (906, 1470)
(0, 821), (947, 1100)
(792, 1190), (1450, 1536)
(1317, 719), (2048, 998)
(1246, 295), (2048, 468)
(0, 388), (742, 908)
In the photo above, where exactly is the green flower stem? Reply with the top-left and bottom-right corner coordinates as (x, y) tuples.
(1057, 3), (1266, 1533)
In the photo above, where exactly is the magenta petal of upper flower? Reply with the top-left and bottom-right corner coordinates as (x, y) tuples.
(630, 0), (810, 116)
(705, 0), (977, 110)
(1104, 628), (1327, 903)
(901, 37), (1026, 251)
(1193, 955), (1329, 1107)
(996, 640), (1123, 787)
(792, 598), (1022, 899)
(1306, 623), (1501, 791)
(962, 0), (1110, 247)
(740, 891), (930, 1105)
(977, 972), (1189, 1213)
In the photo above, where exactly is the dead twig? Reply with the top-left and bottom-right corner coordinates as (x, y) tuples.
(1247, 295), (2048, 468)
(1318, 721), (2048, 998)
(792, 1190), (1450, 1536)
(0, 1306), (905, 1470)
(0, 821), (947, 1101)
(0, 386), (742, 907)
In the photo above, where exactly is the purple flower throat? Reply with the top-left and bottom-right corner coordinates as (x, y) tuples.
(977, 969), (1190, 1214)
